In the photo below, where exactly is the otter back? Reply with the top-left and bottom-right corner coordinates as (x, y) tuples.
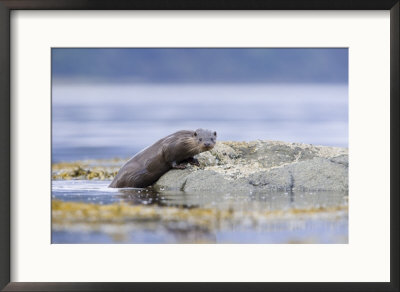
(109, 129), (217, 188)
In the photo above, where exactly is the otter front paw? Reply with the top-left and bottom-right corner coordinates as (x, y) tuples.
(172, 161), (187, 169)
(187, 157), (200, 167)
(173, 164), (187, 169)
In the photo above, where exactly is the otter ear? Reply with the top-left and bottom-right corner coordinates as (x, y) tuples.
(214, 131), (217, 136)
(194, 132), (197, 137)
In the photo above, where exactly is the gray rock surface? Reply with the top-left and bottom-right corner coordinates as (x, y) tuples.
(153, 140), (348, 193)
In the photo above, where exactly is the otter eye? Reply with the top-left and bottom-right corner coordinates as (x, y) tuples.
(194, 132), (197, 137)
(214, 131), (217, 136)
(199, 138), (203, 141)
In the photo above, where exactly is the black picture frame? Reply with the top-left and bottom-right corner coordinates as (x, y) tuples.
(0, 1), (398, 291)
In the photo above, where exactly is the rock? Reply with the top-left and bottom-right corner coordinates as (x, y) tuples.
(51, 140), (348, 193)
(330, 154), (349, 167)
(289, 157), (348, 191)
(181, 170), (253, 193)
(153, 168), (193, 191)
(248, 168), (293, 191)
(154, 140), (348, 193)
(196, 151), (218, 167)
(154, 169), (253, 193)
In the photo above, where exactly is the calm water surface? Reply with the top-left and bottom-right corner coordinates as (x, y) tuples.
(52, 83), (348, 162)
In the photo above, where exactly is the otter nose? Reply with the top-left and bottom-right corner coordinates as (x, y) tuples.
(204, 142), (211, 147)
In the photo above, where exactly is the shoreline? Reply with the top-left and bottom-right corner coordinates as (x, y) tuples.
(52, 140), (348, 193)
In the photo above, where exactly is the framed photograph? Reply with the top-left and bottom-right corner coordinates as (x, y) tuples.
(1, 1), (398, 291)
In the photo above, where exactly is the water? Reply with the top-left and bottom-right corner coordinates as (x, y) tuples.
(52, 83), (348, 162)
(51, 180), (348, 244)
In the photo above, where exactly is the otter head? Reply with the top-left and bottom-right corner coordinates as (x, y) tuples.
(193, 128), (217, 152)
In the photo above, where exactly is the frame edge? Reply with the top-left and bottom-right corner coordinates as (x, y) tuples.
(390, 2), (400, 292)
(1, 0), (399, 291)
(0, 1), (10, 291)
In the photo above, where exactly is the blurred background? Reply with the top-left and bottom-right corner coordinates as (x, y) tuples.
(52, 48), (348, 163)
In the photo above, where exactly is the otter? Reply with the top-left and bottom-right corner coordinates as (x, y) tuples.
(109, 129), (217, 188)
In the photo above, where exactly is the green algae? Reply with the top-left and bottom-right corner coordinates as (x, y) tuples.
(52, 160), (121, 180)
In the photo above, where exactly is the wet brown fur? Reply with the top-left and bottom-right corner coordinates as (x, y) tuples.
(109, 129), (216, 188)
